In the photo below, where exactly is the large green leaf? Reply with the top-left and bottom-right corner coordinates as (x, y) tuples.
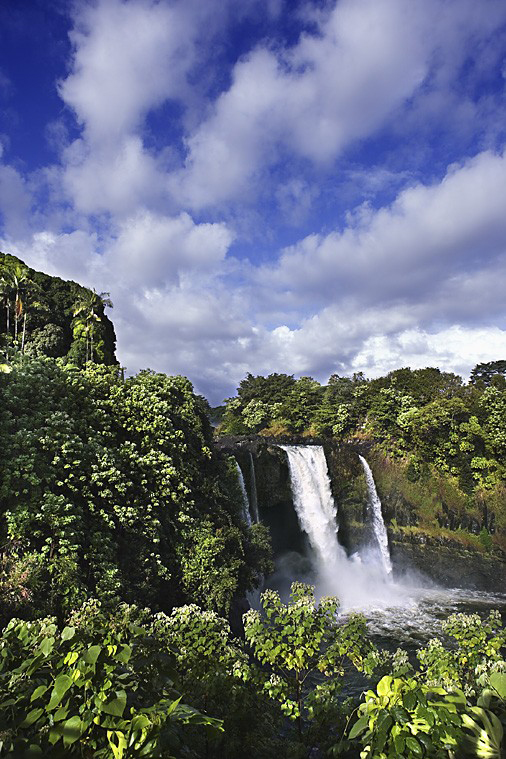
(20, 708), (44, 727)
(489, 673), (506, 699)
(62, 715), (86, 746)
(84, 645), (101, 665)
(61, 626), (76, 642)
(377, 676), (392, 697)
(349, 715), (369, 740)
(47, 674), (73, 710)
(101, 690), (127, 717)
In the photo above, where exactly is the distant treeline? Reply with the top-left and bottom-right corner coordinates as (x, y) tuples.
(216, 363), (506, 497)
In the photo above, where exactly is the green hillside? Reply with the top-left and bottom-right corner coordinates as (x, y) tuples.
(0, 252), (117, 366)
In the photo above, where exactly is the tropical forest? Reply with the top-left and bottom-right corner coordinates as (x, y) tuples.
(0, 253), (505, 759)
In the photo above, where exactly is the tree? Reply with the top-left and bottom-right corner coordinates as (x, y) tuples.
(0, 601), (222, 756)
(25, 323), (66, 358)
(313, 375), (356, 436)
(243, 583), (380, 744)
(470, 361), (506, 387)
(279, 376), (323, 433)
(0, 271), (11, 357)
(347, 610), (506, 759)
(237, 373), (296, 407)
(1, 252), (118, 364)
(72, 289), (113, 363)
(0, 262), (32, 353)
(153, 604), (281, 758)
(7, 263), (30, 345)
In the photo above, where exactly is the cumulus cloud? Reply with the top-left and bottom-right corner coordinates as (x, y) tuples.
(176, 0), (506, 209)
(59, 0), (196, 144)
(6, 145), (506, 401)
(0, 163), (32, 239)
(176, 0), (429, 207)
(106, 211), (233, 287)
(57, 0), (239, 216)
(351, 326), (506, 379)
(260, 149), (506, 314)
(62, 136), (165, 216)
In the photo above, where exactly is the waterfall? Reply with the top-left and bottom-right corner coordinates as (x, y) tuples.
(248, 452), (260, 523)
(279, 445), (398, 609)
(359, 455), (393, 575)
(280, 446), (346, 567)
(235, 460), (252, 526)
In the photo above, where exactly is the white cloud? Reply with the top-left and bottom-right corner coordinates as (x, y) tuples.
(0, 164), (32, 239)
(56, 0), (224, 216)
(176, 0), (430, 207)
(106, 210), (233, 287)
(62, 136), (165, 216)
(7, 143), (506, 402)
(352, 326), (506, 380)
(59, 0), (195, 144)
(2, 229), (100, 284)
(176, 0), (506, 210)
(261, 149), (506, 313)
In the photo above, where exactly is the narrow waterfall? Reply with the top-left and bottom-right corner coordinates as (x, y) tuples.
(359, 455), (393, 575)
(279, 445), (398, 609)
(248, 452), (260, 523)
(235, 460), (252, 526)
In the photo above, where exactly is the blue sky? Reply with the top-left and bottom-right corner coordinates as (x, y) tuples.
(1, 0), (506, 402)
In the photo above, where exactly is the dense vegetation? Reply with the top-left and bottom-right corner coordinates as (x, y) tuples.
(0, 358), (272, 625)
(0, 253), (117, 366)
(0, 258), (505, 757)
(1, 582), (504, 758)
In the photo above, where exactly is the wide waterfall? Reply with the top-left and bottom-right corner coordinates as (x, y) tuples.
(280, 446), (346, 567)
(235, 460), (252, 526)
(280, 445), (400, 609)
(359, 455), (393, 575)
(248, 451), (260, 523)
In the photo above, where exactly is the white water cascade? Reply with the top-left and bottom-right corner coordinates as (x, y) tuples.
(280, 445), (345, 567)
(248, 452), (260, 523)
(235, 460), (252, 526)
(359, 455), (393, 576)
(280, 445), (399, 609)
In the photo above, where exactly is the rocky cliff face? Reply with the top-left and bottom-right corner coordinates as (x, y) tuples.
(216, 436), (506, 593)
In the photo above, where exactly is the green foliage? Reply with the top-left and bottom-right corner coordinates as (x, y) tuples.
(153, 605), (281, 758)
(237, 372), (297, 407)
(71, 288), (114, 364)
(344, 610), (506, 759)
(471, 361), (506, 387)
(241, 398), (271, 432)
(0, 601), (221, 758)
(417, 611), (505, 697)
(480, 527), (494, 551)
(219, 373), (297, 434)
(243, 583), (380, 738)
(0, 252), (117, 365)
(0, 359), (271, 620)
(24, 324), (66, 358)
(346, 675), (466, 758)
